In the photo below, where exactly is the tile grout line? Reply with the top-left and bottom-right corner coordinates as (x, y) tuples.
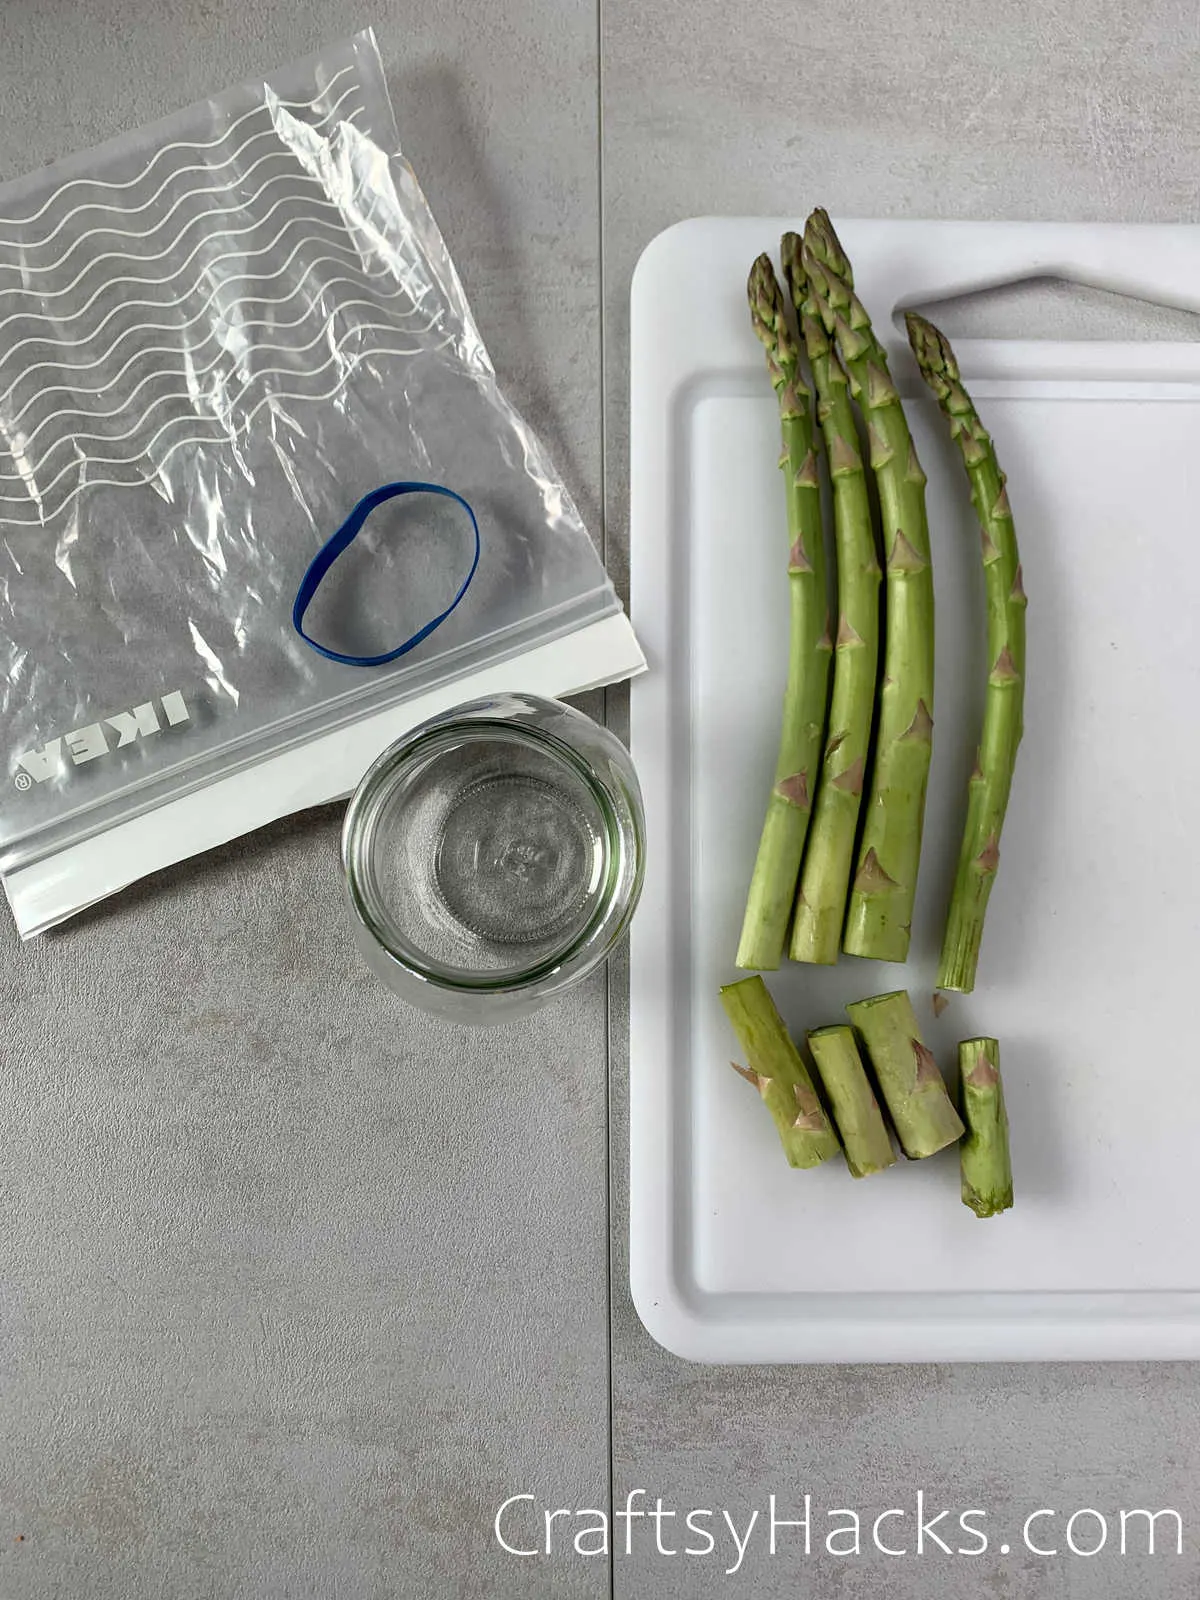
(596, 0), (617, 1595)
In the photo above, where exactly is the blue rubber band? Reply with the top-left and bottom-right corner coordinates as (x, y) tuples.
(292, 480), (481, 668)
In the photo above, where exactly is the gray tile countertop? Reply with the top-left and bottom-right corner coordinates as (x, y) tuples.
(2, 1), (1199, 1597)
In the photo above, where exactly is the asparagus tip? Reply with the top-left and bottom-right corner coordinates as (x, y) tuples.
(780, 229), (806, 302)
(904, 309), (961, 388)
(803, 207), (853, 286)
(747, 254), (798, 381)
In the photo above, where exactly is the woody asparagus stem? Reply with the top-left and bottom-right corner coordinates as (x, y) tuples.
(721, 976), (842, 1168)
(958, 1037), (1014, 1216)
(846, 990), (964, 1158)
(807, 1024), (896, 1177)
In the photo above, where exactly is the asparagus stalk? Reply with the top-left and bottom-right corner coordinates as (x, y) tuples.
(720, 976), (841, 1168)
(905, 312), (1027, 994)
(802, 211), (934, 963)
(957, 1037), (1014, 1217)
(807, 1025), (896, 1178)
(845, 990), (964, 1159)
(736, 255), (833, 970)
(781, 233), (882, 966)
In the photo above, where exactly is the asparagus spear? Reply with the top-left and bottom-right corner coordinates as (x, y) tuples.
(845, 990), (963, 1159)
(720, 976), (841, 1168)
(736, 255), (833, 971)
(957, 1037), (1013, 1217)
(781, 233), (882, 966)
(807, 1025), (896, 1177)
(802, 211), (934, 963)
(905, 312), (1027, 994)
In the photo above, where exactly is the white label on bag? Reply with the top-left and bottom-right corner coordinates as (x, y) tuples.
(15, 691), (191, 786)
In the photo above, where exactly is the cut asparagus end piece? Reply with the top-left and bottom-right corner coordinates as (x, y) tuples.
(720, 976), (841, 1169)
(806, 1024), (897, 1178)
(845, 990), (964, 1159)
(958, 1036), (1014, 1217)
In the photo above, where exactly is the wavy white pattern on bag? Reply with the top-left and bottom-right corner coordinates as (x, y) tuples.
(0, 320), (442, 491)
(0, 119), (363, 286)
(0, 265), (419, 412)
(0, 244), (390, 385)
(0, 67), (355, 238)
(5, 288), (419, 435)
(0, 339), (454, 519)
(0, 203), (377, 337)
(0, 74), (441, 526)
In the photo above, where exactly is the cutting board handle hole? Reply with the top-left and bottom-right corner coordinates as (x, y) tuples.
(896, 274), (1200, 343)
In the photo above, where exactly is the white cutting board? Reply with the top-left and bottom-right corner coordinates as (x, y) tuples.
(629, 217), (1200, 1362)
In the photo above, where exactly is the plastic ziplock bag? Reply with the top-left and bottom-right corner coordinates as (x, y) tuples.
(0, 29), (642, 936)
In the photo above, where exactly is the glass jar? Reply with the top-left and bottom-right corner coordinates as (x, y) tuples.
(342, 693), (644, 1022)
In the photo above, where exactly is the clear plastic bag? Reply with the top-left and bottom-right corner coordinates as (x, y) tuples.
(0, 29), (640, 934)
